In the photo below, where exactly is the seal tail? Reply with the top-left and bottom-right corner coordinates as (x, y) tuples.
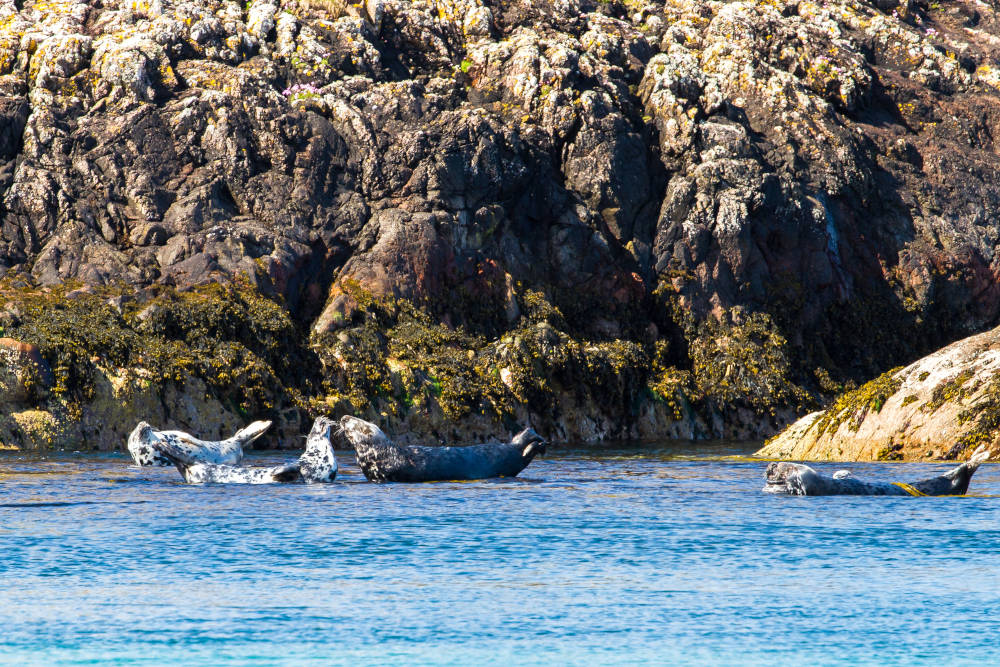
(945, 445), (991, 495)
(945, 445), (991, 480)
(234, 420), (272, 446)
(965, 445), (991, 471)
(916, 445), (993, 496)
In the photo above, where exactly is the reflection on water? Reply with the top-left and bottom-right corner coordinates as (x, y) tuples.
(1, 442), (999, 665)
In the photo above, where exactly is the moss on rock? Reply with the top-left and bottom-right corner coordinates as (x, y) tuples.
(951, 378), (1000, 458)
(689, 309), (814, 417)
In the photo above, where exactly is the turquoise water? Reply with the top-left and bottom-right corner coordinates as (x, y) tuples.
(1, 443), (998, 665)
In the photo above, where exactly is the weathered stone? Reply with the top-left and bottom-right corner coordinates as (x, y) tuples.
(758, 325), (1000, 462)
(0, 337), (52, 404)
(129, 222), (168, 247)
(0, 0), (999, 447)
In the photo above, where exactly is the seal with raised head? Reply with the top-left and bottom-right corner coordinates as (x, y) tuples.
(127, 420), (272, 467)
(339, 415), (547, 483)
(153, 417), (338, 484)
(763, 447), (991, 496)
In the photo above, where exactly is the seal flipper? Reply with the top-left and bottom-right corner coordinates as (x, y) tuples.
(911, 446), (992, 496)
(149, 438), (198, 480)
(234, 420), (272, 446)
(270, 463), (302, 483)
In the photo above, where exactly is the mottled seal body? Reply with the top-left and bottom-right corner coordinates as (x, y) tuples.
(339, 416), (547, 483)
(127, 420), (271, 467)
(154, 417), (337, 485)
(764, 447), (990, 496)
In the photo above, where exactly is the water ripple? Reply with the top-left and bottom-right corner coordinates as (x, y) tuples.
(1, 445), (998, 665)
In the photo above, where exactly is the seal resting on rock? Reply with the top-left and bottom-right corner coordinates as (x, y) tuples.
(127, 420), (272, 466)
(339, 415), (547, 483)
(153, 417), (337, 484)
(763, 446), (991, 496)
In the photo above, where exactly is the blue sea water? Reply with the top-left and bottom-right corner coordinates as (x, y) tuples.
(1, 442), (998, 665)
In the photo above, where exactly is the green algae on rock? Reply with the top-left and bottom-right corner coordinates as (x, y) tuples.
(311, 281), (689, 443)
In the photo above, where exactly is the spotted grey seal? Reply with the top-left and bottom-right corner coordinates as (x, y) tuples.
(339, 415), (547, 483)
(763, 446), (991, 496)
(127, 420), (272, 467)
(153, 417), (337, 484)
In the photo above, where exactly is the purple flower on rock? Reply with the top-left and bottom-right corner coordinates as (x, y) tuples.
(283, 82), (321, 98)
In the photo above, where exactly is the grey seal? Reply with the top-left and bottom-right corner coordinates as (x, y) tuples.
(339, 415), (547, 483)
(763, 446), (991, 496)
(153, 417), (337, 484)
(127, 420), (272, 467)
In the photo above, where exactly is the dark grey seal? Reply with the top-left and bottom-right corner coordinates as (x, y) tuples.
(339, 416), (547, 483)
(763, 447), (991, 496)
(153, 417), (337, 485)
(127, 420), (271, 467)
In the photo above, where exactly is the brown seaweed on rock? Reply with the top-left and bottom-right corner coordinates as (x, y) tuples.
(1, 0), (999, 451)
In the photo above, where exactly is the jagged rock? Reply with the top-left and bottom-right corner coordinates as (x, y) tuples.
(1, 0), (999, 447)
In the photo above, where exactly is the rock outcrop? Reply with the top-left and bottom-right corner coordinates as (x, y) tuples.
(757, 324), (1000, 461)
(1, 0), (999, 448)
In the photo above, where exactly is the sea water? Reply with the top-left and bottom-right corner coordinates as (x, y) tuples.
(1, 443), (998, 665)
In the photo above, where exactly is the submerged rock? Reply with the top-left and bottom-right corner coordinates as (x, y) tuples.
(758, 325), (1000, 462)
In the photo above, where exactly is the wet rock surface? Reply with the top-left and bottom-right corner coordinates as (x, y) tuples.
(1, 0), (999, 450)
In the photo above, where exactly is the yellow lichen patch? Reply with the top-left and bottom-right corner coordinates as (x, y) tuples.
(976, 64), (1000, 91)
(814, 367), (904, 436)
(11, 409), (67, 449)
(174, 60), (238, 93)
(923, 369), (975, 413)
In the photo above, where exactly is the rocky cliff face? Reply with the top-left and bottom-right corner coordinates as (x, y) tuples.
(1, 0), (999, 449)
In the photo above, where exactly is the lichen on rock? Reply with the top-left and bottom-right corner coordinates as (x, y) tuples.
(758, 325), (1000, 461)
(1, 0), (999, 450)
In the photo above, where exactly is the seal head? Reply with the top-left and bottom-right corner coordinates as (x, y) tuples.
(763, 461), (821, 495)
(298, 416), (338, 483)
(511, 427), (547, 459)
(127, 421), (162, 466)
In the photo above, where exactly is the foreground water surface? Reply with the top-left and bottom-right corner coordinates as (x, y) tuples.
(1, 442), (998, 665)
